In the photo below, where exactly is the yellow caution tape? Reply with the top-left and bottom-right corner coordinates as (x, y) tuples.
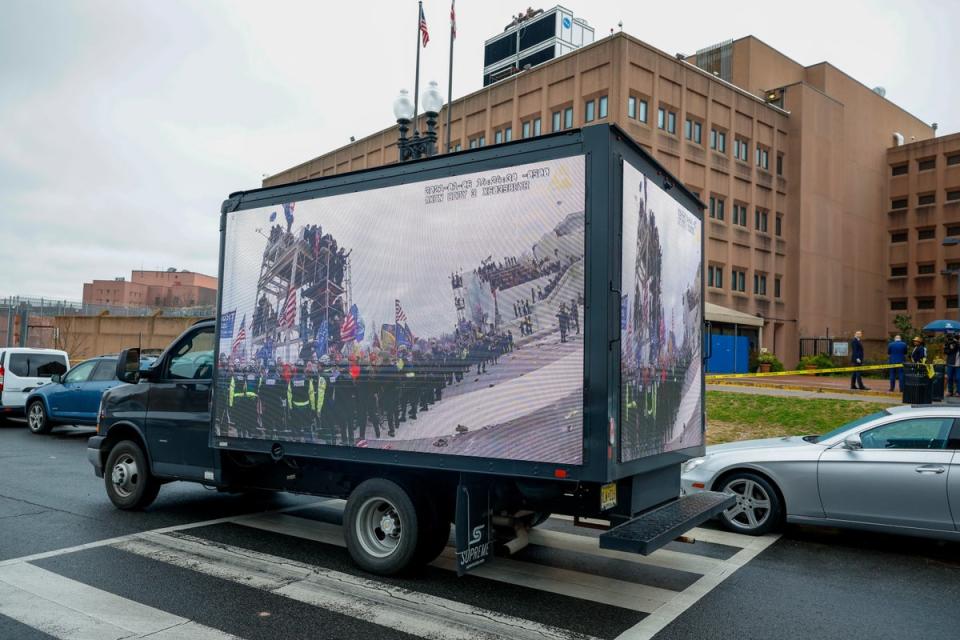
(706, 363), (909, 382)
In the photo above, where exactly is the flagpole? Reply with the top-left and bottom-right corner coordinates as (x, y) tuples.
(445, 0), (455, 152)
(413, 0), (423, 132)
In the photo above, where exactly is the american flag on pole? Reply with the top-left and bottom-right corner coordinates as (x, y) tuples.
(450, 0), (455, 39)
(419, 4), (429, 47)
(280, 288), (297, 328)
(395, 299), (407, 325)
(232, 315), (246, 358)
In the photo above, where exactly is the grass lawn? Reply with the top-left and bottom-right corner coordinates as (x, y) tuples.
(705, 391), (890, 445)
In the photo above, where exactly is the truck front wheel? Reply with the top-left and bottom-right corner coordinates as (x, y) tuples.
(104, 441), (161, 510)
(344, 478), (421, 575)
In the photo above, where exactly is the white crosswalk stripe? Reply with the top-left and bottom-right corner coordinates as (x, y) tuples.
(0, 563), (239, 640)
(0, 507), (778, 640)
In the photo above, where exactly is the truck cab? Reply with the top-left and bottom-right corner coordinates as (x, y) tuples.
(88, 320), (217, 506)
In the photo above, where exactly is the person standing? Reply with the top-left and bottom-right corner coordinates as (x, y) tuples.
(849, 330), (868, 390)
(945, 334), (960, 397)
(887, 334), (908, 392)
(910, 336), (927, 363)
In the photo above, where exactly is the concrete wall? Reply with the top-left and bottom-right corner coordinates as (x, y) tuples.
(50, 314), (197, 361)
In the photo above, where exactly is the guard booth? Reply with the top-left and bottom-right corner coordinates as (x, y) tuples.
(704, 302), (764, 374)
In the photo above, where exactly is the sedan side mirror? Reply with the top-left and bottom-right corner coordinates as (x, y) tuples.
(50, 374), (62, 384)
(843, 433), (863, 450)
(115, 347), (141, 384)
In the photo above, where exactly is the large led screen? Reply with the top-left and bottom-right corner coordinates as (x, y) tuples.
(620, 162), (703, 462)
(215, 156), (586, 464)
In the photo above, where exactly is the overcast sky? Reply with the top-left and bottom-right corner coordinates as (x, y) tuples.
(2, 0), (956, 301)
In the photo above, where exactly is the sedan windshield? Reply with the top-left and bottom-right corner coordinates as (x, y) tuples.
(813, 410), (890, 443)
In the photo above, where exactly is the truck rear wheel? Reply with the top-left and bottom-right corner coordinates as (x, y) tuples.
(344, 478), (422, 575)
(104, 441), (161, 510)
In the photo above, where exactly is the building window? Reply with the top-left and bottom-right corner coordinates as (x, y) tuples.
(598, 95), (608, 119)
(775, 213), (783, 236)
(658, 106), (677, 134)
(479, 135), (485, 147)
(657, 107), (665, 129)
(917, 297), (935, 310)
(754, 208), (768, 232)
(709, 196), (726, 221)
(756, 144), (769, 170)
(495, 130), (503, 144)
(731, 269), (746, 292)
(948, 296), (959, 309)
(469, 137), (479, 149)
(918, 193), (935, 206)
(891, 198), (908, 210)
(564, 107), (574, 129)
(733, 203), (747, 226)
(638, 98), (648, 123)
(753, 273), (767, 295)
(685, 118), (702, 144)
(628, 96), (636, 119)
(891, 230), (908, 243)
(585, 99), (595, 123)
(948, 190), (960, 202)
(710, 129), (727, 153)
(522, 121), (531, 138)
(552, 110), (561, 132)
(505, 127), (512, 142)
(948, 154), (960, 166)
(890, 299), (907, 311)
(708, 265), (724, 288)
(774, 277), (781, 298)
(890, 265), (908, 277)
(533, 117), (541, 136)
(776, 153), (784, 176)
(918, 157), (936, 171)
(891, 163), (908, 176)
(918, 227), (936, 240)
(918, 263), (935, 275)
(733, 137), (749, 162)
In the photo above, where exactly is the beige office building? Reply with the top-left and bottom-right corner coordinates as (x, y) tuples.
(264, 32), (935, 366)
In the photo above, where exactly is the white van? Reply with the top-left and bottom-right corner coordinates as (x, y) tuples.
(0, 348), (70, 418)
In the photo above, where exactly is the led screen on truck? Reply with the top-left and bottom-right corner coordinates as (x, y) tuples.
(620, 161), (703, 462)
(216, 156), (586, 464)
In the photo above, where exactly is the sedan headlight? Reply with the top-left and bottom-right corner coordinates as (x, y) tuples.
(681, 457), (707, 474)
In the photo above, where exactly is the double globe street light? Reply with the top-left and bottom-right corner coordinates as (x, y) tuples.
(393, 80), (444, 162)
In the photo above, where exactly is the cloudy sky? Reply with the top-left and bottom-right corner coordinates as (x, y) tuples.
(2, 0), (956, 300)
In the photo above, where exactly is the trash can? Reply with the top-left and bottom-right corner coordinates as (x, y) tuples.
(931, 364), (945, 402)
(903, 364), (932, 405)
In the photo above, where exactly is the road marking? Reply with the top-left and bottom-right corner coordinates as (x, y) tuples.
(238, 511), (675, 613)
(527, 528), (722, 576)
(0, 499), (331, 568)
(614, 532), (781, 640)
(119, 532), (598, 640)
(0, 563), (238, 640)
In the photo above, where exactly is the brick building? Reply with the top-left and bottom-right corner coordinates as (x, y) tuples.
(82, 269), (217, 309)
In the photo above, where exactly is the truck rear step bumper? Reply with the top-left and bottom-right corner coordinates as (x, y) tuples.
(599, 491), (735, 555)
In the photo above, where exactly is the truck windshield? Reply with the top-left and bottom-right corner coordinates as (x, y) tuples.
(813, 411), (890, 443)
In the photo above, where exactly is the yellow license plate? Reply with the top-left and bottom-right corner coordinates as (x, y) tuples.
(600, 482), (617, 511)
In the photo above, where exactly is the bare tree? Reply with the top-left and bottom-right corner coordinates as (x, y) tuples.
(54, 315), (93, 361)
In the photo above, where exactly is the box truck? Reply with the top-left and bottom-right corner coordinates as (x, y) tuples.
(88, 124), (732, 575)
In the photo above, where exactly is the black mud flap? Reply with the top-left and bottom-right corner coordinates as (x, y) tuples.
(599, 491), (734, 555)
(454, 478), (493, 576)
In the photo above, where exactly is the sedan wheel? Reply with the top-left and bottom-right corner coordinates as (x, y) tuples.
(27, 401), (52, 434)
(718, 472), (782, 535)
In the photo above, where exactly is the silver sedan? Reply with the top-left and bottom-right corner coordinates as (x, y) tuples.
(681, 405), (960, 539)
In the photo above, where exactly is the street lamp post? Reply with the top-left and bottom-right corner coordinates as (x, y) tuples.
(393, 81), (444, 162)
(942, 237), (960, 320)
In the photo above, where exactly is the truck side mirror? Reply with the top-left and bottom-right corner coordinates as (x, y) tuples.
(116, 348), (141, 384)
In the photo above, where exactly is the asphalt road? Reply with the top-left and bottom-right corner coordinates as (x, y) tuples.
(1, 419), (959, 640)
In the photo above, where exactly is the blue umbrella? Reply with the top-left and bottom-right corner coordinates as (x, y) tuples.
(923, 319), (960, 332)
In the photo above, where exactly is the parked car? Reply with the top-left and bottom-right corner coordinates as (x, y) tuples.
(681, 405), (960, 541)
(0, 348), (69, 420)
(23, 354), (155, 434)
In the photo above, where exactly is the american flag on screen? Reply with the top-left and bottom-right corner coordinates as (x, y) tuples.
(395, 299), (407, 325)
(232, 315), (246, 354)
(419, 4), (429, 47)
(280, 288), (297, 328)
(340, 310), (357, 342)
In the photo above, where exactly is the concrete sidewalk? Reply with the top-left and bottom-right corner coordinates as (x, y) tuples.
(707, 384), (902, 404)
(707, 372), (903, 400)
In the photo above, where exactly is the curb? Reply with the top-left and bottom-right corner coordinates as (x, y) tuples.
(709, 380), (901, 399)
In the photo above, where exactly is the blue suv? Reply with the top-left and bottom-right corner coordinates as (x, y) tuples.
(24, 355), (154, 434)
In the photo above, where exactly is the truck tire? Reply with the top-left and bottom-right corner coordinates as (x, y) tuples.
(27, 400), (52, 434)
(104, 441), (161, 510)
(344, 478), (421, 575)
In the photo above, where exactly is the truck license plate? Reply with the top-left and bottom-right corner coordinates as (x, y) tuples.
(600, 482), (617, 511)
